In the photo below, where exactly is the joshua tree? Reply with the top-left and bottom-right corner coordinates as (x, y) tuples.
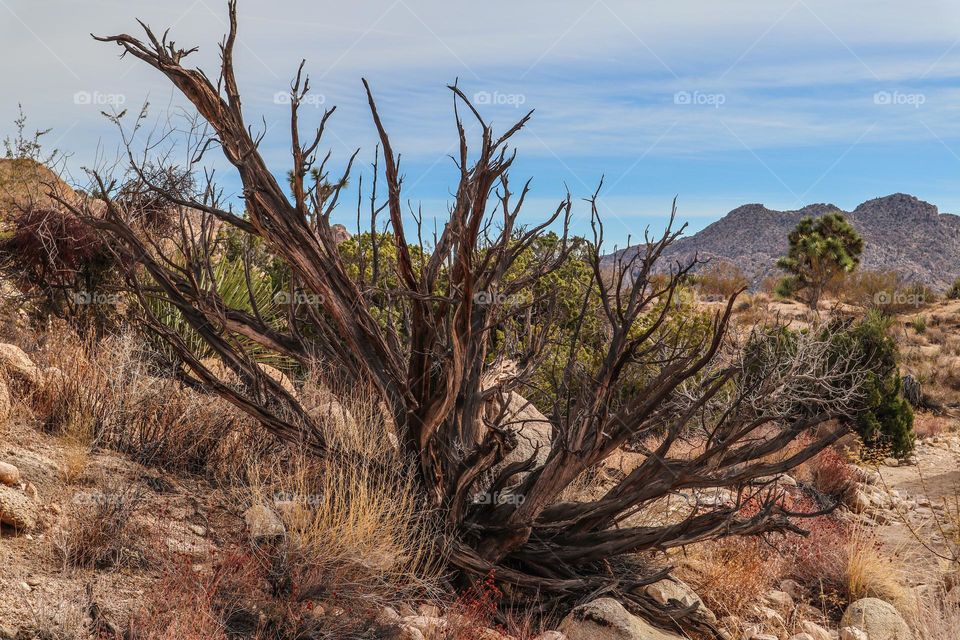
(776, 212), (863, 312)
(62, 3), (882, 634)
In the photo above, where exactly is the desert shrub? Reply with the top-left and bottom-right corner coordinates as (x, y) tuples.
(840, 312), (915, 456)
(841, 270), (933, 315)
(31, 329), (270, 479)
(696, 261), (748, 299)
(808, 447), (857, 505)
(0, 204), (121, 333)
(911, 315), (927, 334)
(679, 536), (785, 620)
(53, 481), (147, 570)
(785, 504), (909, 617)
(743, 312), (914, 456)
(913, 413), (953, 439)
(947, 278), (960, 300)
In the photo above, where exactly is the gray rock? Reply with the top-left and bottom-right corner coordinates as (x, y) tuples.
(0, 343), (42, 388)
(644, 577), (717, 623)
(0, 484), (38, 530)
(800, 620), (833, 640)
(243, 504), (285, 542)
(764, 589), (794, 609)
(0, 461), (20, 487)
(840, 598), (913, 640)
(839, 628), (868, 640)
(558, 598), (685, 640)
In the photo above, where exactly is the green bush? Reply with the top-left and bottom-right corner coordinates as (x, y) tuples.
(947, 278), (960, 300)
(832, 311), (914, 456)
(746, 311), (914, 457)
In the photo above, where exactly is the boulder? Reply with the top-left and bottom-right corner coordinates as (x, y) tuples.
(243, 504), (285, 542)
(644, 577), (716, 623)
(0, 461), (20, 487)
(488, 391), (552, 480)
(0, 484), (38, 530)
(840, 598), (912, 640)
(0, 343), (42, 388)
(558, 598), (685, 640)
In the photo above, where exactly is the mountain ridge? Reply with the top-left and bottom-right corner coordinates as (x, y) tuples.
(608, 194), (960, 290)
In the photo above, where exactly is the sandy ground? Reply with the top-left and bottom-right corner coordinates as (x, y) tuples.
(871, 430), (960, 582)
(0, 412), (240, 634)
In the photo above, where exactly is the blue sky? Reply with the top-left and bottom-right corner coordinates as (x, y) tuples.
(3, 0), (960, 248)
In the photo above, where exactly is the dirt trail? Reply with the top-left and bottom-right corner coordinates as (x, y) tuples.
(872, 432), (960, 578)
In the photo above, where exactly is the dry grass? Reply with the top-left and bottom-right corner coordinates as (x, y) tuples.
(28, 328), (271, 480)
(789, 515), (912, 618)
(52, 479), (148, 571)
(914, 412), (954, 439)
(246, 428), (445, 611)
(678, 536), (786, 620)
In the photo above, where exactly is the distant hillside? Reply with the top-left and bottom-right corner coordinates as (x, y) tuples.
(0, 158), (79, 215)
(605, 194), (960, 290)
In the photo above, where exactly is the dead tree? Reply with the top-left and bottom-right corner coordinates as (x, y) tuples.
(73, 2), (881, 634)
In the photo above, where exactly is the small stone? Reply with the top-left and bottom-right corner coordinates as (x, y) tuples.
(765, 589), (794, 609)
(779, 579), (803, 599)
(401, 615), (448, 636)
(188, 524), (207, 537)
(534, 633), (568, 640)
(19, 582), (31, 592)
(839, 628), (868, 640)
(377, 606), (400, 623)
(800, 621), (833, 640)
(0, 462), (20, 487)
(788, 634), (815, 640)
(883, 457), (899, 467)
(25, 576), (40, 587)
(398, 627), (426, 640)
(0, 343), (42, 388)
(418, 603), (441, 617)
(243, 504), (285, 542)
(0, 485), (38, 530)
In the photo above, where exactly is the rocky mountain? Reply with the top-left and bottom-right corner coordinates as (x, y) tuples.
(606, 194), (960, 290)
